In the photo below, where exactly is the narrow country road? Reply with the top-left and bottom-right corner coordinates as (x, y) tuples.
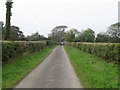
(14, 46), (82, 88)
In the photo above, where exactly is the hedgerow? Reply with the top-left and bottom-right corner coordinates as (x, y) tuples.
(2, 41), (57, 61)
(68, 42), (120, 63)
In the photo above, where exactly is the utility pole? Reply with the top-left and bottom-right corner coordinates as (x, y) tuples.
(5, 0), (13, 40)
(118, 1), (120, 33)
(0, 21), (4, 40)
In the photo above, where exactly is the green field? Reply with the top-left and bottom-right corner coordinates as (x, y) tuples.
(2, 46), (56, 88)
(64, 46), (118, 88)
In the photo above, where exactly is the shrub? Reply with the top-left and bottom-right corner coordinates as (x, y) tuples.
(68, 42), (119, 62)
(2, 41), (57, 61)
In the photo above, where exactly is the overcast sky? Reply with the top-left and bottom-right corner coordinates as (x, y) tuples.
(0, 0), (119, 37)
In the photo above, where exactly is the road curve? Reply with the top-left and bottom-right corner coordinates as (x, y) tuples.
(14, 46), (82, 88)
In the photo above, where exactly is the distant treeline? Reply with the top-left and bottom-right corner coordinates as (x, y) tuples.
(2, 22), (120, 43)
(48, 23), (120, 43)
(2, 26), (48, 41)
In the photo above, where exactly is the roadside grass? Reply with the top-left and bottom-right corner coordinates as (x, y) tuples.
(0, 68), (2, 89)
(2, 46), (56, 88)
(64, 46), (118, 88)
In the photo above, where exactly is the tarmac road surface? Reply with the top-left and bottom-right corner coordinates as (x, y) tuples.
(15, 46), (82, 88)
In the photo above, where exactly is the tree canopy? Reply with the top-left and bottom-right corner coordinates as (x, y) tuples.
(26, 32), (47, 41)
(2, 26), (25, 41)
(48, 25), (68, 42)
(77, 28), (95, 42)
(95, 23), (120, 43)
(65, 29), (80, 42)
(95, 32), (110, 42)
(3, 22), (120, 43)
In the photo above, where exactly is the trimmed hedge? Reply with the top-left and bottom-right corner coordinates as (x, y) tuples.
(68, 42), (120, 62)
(2, 41), (57, 61)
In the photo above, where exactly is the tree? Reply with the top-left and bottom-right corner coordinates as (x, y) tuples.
(95, 32), (109, 42)
(65, 29), (80, 42)
(26, 32), (47, 41)
(78, 28), (95, 42)
(2, 26), (25, 40)
(10, 26), (25, 40)
(48, 25), (68, 42)
(106, 23), (120, 43)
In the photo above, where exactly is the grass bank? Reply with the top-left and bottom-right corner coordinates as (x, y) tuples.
(64, 46), (118, 88)
(2, 46), (56, 88)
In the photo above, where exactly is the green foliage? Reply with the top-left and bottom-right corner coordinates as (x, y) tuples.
(26, 32), (47, 41)
(95, 22), (120, 43)
(2, 41), (57, 61)
(65, 28), (95, 42)
(64, 46), (118, 88)
(48, 25), (67, 42)
(78, 28), (95, 42)
(107, 23), (120, 38)
(3, 26), (25, 41)
(5, 2), (13, 40)
(65, 29), (80, 42)
(95, 33), (110, 42)
(95, 23), (120, 43)
(46, 40), (58, 46)
(68, 42), (119, 62)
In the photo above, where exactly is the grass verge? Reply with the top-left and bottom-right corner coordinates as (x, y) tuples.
(64, 46), (118, 88)
(2, 46), (56, 88)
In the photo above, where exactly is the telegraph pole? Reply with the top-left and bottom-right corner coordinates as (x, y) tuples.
(0, 21), (4, 40)
(118, 1), (120, 33)
(5, 0), (13, 40)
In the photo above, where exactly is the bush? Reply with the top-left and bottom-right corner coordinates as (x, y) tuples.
(68, 42), (119, 62)
(2, 41), (57, 61)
